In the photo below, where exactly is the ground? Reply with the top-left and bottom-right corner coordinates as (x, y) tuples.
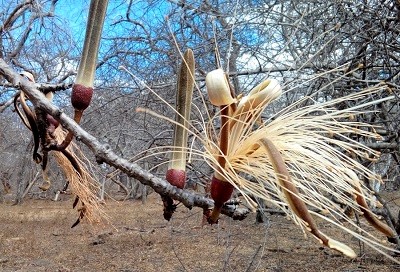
(0, 193), (399, 272)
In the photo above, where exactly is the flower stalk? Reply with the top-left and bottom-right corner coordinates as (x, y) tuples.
(206, 69), (236, 223)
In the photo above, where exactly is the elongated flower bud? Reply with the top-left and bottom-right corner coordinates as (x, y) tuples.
(162, 49), (195, 221)
(206, 69), (235, 106)
(54, 0), (108, 152)
(71, 0), (108, 111)
(75, 0), (108, 88)
(166, 49), (195, 189)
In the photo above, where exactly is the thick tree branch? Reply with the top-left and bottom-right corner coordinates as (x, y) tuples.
(0, 58), (249, 220)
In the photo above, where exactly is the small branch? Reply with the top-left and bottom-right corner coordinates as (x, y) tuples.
(0, 96), (17, 113)
(1, 81), (72, 94)
(38, 82), (72, 94)
(366, 142), (398, 150)
(107, 176), (130, 196)
(0, 58), (249, 220)
(245, 245), (262, 272)
(374, 192), (400, 246)
(21, 171), (40, 199)
(0, 81), (70, 113)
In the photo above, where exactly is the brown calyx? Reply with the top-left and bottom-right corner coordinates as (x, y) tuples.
(208, 176), (234, 223)
(71, 83), (93, 111)
(166, 168), (186, 189)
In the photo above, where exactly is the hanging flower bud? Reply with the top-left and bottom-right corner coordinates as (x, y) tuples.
(71, 0), (108, 112)
(206, 69), (235, 106)
(166, 49), (195, 189)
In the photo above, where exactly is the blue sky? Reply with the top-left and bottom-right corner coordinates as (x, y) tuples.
(53, 0), (130, 41)
(54, 0), (89, 36)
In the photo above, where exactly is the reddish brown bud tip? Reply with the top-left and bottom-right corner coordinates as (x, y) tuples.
(166, 169), (186, 189)
(71, 83), (93, 111)
(210, 176), (234, 207)
(46, 114), (59, 128)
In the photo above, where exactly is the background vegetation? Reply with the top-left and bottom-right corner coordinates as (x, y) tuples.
(0, 0), (399, 223)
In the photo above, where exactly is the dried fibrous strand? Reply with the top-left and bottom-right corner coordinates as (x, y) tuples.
(53, 128), (105, 226)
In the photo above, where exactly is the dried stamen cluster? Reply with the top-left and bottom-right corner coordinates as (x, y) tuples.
(202, 68), (397, 258)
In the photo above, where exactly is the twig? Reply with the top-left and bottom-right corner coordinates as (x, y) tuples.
(245, 245), (262, 272)
(374, 192), (400, 247)
(21, 171), (40, 199)
(170, 226), (188, 272)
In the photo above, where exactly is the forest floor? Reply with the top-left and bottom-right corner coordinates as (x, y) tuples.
(0, 192), (399, 272)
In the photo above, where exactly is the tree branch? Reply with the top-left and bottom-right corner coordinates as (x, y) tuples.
(366, 142), (398, 150)
(0, 58), (249, 220)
